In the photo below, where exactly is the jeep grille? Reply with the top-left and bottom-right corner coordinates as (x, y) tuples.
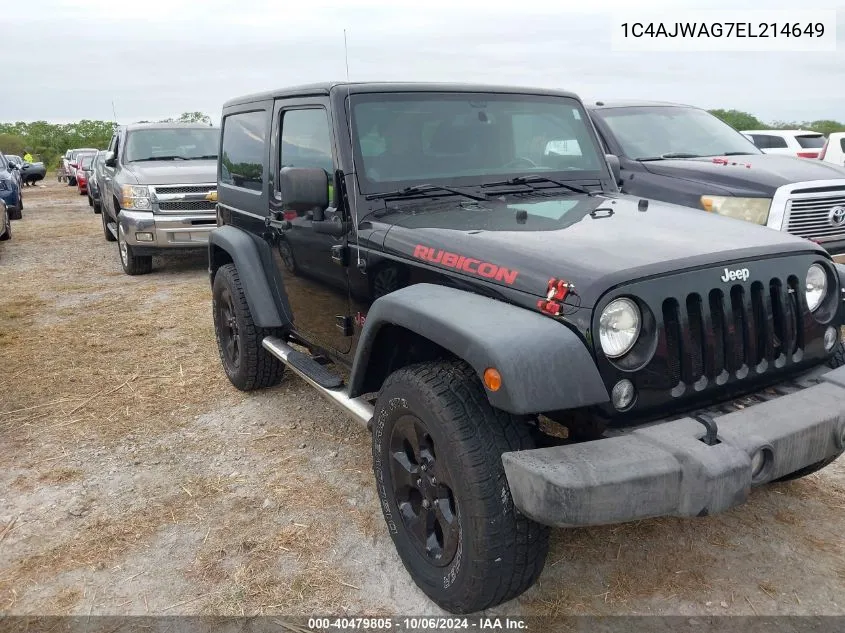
(662, 278), (802, 391)
(785, 185), (845, 242)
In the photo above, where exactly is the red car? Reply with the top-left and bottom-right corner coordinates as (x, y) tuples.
(75, 152), (96, 195)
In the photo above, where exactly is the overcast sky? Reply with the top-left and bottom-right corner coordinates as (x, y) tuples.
(3, 0), (843, 125)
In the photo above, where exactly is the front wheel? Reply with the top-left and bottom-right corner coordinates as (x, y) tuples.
(117, 223), (152, 275)
(212, 263), (284, 391)
(372, 360), (549, 614)
(0, 205), (10, 241)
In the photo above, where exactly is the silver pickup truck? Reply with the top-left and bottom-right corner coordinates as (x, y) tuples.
(99, 122), (220, 275)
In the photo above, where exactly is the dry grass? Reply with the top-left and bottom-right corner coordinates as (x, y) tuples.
(0, 186), (234, 448)
(37, 467), (83, 484)
(0, 477), (224, 606)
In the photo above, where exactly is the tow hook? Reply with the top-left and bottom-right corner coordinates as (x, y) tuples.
(694, 412), (720, 446)
(537, 278), (573, 316)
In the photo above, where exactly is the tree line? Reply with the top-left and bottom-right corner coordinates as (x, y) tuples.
(0, 109), (843, 168)
(0, 112), (212, 168)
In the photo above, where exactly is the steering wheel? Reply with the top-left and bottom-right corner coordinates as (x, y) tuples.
(504, 157), (539, 169)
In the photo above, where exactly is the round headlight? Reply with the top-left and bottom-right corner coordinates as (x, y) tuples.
(599, 298), (641, 358)
(806, 264), (828, 312)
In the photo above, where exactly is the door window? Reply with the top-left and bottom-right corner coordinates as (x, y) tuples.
(280, 108), (334, 207)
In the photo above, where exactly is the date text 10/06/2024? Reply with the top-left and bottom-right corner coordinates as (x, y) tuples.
(307, 617), (528, 630)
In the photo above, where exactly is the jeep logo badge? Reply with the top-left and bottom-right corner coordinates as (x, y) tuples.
(721, 267), (750, 282)
(828, 205), (845, 227)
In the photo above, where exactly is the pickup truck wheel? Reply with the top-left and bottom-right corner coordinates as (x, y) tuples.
(774, 454), (842, 482)
(102, 211), (116, 241)
(117, 224), (152, 275)
(212, 263), (284, 391)
(372, 360), (549, 614)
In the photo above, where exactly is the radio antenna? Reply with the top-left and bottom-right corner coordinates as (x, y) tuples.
(111, 100), (119, 127)
(344, 29), (363, 268)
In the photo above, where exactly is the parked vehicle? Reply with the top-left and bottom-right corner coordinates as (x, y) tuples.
(587, 102), (845, 255)
(100, 123), (219, 274)
(209, 82), (845, 614)
(8, 155), (47, 186)
(0, 199), (10, 241)
(820, 132), (845, 168)
(88, 151), (107, 212)
(63, 148), (97, 186)
(742, 129), (826, 159)
(75, 151), (97, 196)
(0, 152), (23, 220)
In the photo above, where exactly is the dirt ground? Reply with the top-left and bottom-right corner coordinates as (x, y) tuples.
(1, 178), (845, 617)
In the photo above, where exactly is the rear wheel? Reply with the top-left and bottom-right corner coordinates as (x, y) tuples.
(372, 360), (549, 614)
(212, 263), (284, 391)
(9, 192), (22, 220)
(117, 223), (152, 275)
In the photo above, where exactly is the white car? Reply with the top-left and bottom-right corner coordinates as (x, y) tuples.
(820, 132), (845, 167)
(741, 129), (826, 159)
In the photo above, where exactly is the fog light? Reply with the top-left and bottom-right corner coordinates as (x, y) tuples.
(135, 232), (154, 242)
(824, 326), (838, 352)
(611, 379), (635, 410)
(750, 447), (773, 482)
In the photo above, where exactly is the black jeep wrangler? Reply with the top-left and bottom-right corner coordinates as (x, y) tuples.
(209, 82), (845, 614)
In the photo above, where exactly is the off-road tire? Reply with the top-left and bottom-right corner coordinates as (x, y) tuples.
(212, 263), (284, 391)
(372, 360), (549, 614)
(68, 177), (76, 186)
(774, 454), (842, 482)
(102, 211), (116, 241)
(93, 200), (102, 214)
(0, 205), (10, 241)
(117, 223), (152, 275)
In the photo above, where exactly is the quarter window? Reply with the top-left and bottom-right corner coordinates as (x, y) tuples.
(767, 135), (788, 149)
(221, 111), (266, 191)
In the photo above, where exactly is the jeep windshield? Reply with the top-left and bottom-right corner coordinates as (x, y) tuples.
(349, 93), (607, 195)
(124, 128), (219, 163)
(592, 105), (762, 161)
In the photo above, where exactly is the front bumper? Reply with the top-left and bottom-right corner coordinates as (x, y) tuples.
(118, 209), (217, 249)
(503, 365), (845, 528)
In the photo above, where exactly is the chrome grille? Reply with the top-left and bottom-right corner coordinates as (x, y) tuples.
(785, 187), (845, 241)
(151, 183), (216, 214)
(159, 200), (216, 212)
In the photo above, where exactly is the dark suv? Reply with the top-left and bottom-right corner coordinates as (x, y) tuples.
(209, 82), (845, 614)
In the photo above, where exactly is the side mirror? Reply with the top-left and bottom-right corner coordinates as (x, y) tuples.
(8, 162), (18, 170)
(278, 166), (329, 213)
(605, 154), (622, 186)
(104, 151), (116, 168)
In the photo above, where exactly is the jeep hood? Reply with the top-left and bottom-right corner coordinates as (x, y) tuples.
(123, 160), (217, 185)
(641, 154), (845, 196)
(379, 194), (826, 306)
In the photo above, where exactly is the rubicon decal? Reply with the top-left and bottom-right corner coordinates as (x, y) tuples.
(412, 245), (519, 285)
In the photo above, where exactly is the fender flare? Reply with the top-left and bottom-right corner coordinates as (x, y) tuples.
(348, 283), (609, 415)
(208, 226), (285, 329)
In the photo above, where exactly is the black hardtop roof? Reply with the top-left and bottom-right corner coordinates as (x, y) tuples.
(222, 81), (581, 109)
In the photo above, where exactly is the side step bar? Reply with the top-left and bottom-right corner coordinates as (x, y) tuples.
(262, 336), (374, 428)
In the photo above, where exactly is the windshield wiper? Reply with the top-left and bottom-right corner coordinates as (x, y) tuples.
(365, 184), (487, 202)
(720, 151), (753, 156)
(638, 152), (702, 161)
(131, 155), (188, 162)
(188, 154), (218, 160)
(482, 175), (593, 196)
